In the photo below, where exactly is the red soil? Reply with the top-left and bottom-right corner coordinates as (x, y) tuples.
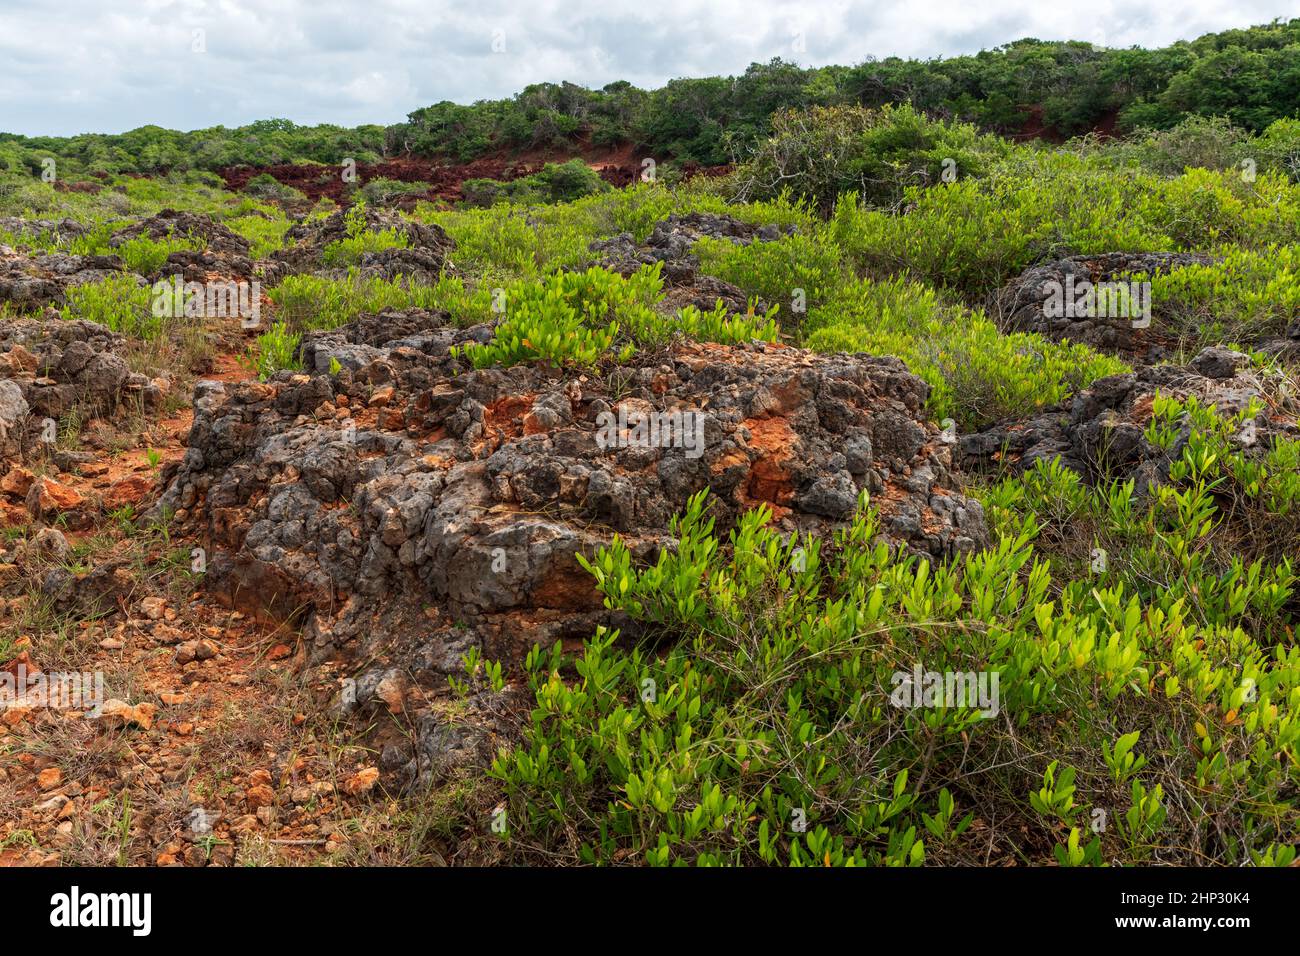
(217, 139), (729, 206)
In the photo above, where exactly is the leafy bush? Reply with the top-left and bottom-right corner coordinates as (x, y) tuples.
(268, 272), (494, 331)
(1256, 118), (1300, 183)
(804, 277), (1128, 429)
(829, 153), (1174, 300)
(242, 172), (308, 204)
(694, 229), (845, 329)
(1093, 116), (1255, 177)
(454, 266), (780, 369)
(462, 160), (610, 207)
(488, 489), (1298, 865)
(425, 206), (582, 278)
(825, 151), (1300, 304)
(621, 301), (779, 350)
(227, 211), (293, 258)
(454, 266), (660, 368)
(727, 104), (1009, 213)
(359, 177), (432, 205)
(1135, 243), (1300, 344)
(245, 322), (302, 380)
(59, 275), (160, 339)
(110, 234), (203, 274)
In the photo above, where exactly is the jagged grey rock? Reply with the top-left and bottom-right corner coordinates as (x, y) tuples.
(156, 313), (988, 788)
(961, 347), (1299, 491)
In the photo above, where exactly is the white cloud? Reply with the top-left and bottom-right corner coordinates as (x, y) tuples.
(0, 0), (1293, 135)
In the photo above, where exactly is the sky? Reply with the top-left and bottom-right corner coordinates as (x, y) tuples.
(0, 0), (1296, 137)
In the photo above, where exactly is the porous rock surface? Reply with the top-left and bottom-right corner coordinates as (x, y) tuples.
(0, 210), (265, 310)
(268, 206), (455, 282)
(111, 209), (257, 282)
(994, 252), (1213, 359)
(111, 209), (251, 258)
(154, 314), (988, 786)
(0, 315), (167, 458)
(0, 217), (88, 242)
(961, 346), (1298, 489)
(0, 246), (134, 310)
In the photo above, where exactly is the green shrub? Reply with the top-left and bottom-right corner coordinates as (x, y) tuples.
(1135, 243), (1300, 345)
(454, 265), (780, 369)
(462, 160), (610, 208)
(268, 271), (494, 331)
(804, 277), (1128, 429)
(694, 229), (846, 329)
(242, 173), (308, 204)
(1256, 118), (1300, 183)
(359, 177), (432, 205)
(830, 153), (1178, 301)
(227, 211), (293, 258)
(245, 322), (302, 380)
(59, 275), (160, 339)
(1092, 116), (1254, 177)
(621, 301), (779, 350)
(827, 152), (1300, 304)
(454, 266), (661, 368)
(110, 234), (203, 274)
(727, 103), (1010, 213)
(487, 489), (1298, 865)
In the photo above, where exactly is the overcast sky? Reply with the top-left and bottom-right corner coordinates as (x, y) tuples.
(1, 0), (1295, 137)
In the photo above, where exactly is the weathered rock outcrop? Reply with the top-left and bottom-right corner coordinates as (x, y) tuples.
(0, 246), (134, 311)
(961, 346), (1298, 490)
(994, 252), (1213, 359)
(155, 315), (987, 784)
(0, 316), (167, 457)
(111, 209), (256, 282)
(0, 217), (88, 243)
(111, 209), (251, 257)
(268, 206), (455, 282)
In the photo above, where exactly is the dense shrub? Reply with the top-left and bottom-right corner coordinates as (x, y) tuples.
(726, 104), (1009, 213)
(245, 322), (303, 380)
(268, 272), (494, 331)
(804, 277), (1128, 429)
(59, 275), (160, 339)
(487, 485), (1297, 865)
(826, 153), (1300, 303)
(453, 265), (779, 369)
(320, 199), (409, 267)
(358, 177), (432, 206)
(227, 210), (293, 258)
(1137, 243), (1300, 344)
(242, 172), (309, 204)
(461, 160), (610, 208)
